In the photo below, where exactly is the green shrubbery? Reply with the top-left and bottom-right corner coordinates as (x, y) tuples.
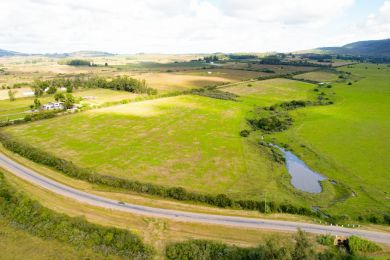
(166, 232), (380, 260)
(0, 172), (153, 258)
(316, 234), (335, 246)
(192, 88), (238, 101)
(347, 236), (381, 255)
(0, 132), (315, 218)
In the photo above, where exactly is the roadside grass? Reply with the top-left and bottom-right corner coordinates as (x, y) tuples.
(3, 170), (390, 259)
(0, 219), (106, 259)
(293, 71), (339, 82)
(1, 170), (297, 258)
(267, 63), (390, 220)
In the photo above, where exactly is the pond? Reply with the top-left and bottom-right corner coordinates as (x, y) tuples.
(273, 144), (326, 193)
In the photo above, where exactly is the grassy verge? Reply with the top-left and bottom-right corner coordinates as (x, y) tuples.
(0, 170), (153, 259)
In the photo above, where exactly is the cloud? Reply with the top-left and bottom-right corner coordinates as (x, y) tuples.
(363, 1), (390, 38)
(1, 0), (385, 54)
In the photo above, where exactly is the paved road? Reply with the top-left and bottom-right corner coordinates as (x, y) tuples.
(1, 153), (389, 244)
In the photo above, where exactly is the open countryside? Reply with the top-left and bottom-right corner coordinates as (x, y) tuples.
(1, 1), (390, 259)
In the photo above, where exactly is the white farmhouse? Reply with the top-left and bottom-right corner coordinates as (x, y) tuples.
(41, 102), (64, 110)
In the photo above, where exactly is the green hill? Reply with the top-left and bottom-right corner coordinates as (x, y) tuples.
(318, 39), (390, 57)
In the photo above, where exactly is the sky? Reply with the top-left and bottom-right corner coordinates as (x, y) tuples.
(1, 0), (390, 54)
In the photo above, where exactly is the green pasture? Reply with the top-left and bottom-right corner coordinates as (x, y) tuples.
(268, 64), (390, 218)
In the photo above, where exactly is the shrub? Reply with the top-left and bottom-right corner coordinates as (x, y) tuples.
(348, 236), (381, 255)
(316, 234), (335, 246)
(166, 240), (263, 260)
(192, 89), (238, 101)
(239, 129), (250, 137)
(250, 114), (292, 132)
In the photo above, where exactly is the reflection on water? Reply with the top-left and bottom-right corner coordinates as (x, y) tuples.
(274, 145), (326, 193)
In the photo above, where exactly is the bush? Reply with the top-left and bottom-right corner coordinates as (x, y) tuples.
(316, 234), (335, 246)
(348, 236), (381, 255)
(166, 240), (264, 260)
(240, 129), (250, 137)
(0, 172), (153, 258)
(249, 114), (292, 132)
(192, 89), (238, 101)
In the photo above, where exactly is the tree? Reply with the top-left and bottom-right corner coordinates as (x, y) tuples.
(33, 98), (41, 109)
(292, 229), (315, 260)
(8, 89), (16, 101)
(63, 93), (75, 109)
(32, 79), (47, 97)
(54, 92), (65, 102)
(47, 85), (57, 94)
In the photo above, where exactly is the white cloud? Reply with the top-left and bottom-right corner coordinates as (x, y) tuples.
(1, 0), (387, 54)
(363, 1), (390, 38)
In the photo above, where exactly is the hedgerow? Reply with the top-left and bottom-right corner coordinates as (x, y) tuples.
(0, 171), (153, 258)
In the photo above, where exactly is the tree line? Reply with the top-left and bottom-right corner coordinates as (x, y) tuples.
(31, 75), (157, 96)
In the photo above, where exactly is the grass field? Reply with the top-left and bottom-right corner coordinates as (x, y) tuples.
(3, 79), (319, 204)
(293, 71), (340, 82)
(268, 64), (390, 219)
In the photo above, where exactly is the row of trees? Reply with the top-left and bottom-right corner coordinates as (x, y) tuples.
(0, 172), (153, 258)
(31, 75), (157, 96)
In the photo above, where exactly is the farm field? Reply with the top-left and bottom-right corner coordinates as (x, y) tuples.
(293, 70), (340, 82)
(268, 63), (390, 219)
(130, 72), (234, 92)
(3, 79), (319, 204)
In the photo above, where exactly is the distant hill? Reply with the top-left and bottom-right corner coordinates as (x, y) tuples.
(68, 51), (114, 57)
(0, 49), (26, 57)
(317, 39), (390, 57)
(0, 49), (114, 58)
(44, 51), (114, 58)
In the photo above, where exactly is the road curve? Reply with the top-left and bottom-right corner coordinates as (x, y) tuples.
(1, 153), (389, 244)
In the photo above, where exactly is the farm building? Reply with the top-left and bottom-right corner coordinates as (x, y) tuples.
(41, 102), (64, 110)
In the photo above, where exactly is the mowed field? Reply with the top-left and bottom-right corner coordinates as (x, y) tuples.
(3, 79), (317, 203)
(269, 63), (390, 218)
(293, 71), (339, 82)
